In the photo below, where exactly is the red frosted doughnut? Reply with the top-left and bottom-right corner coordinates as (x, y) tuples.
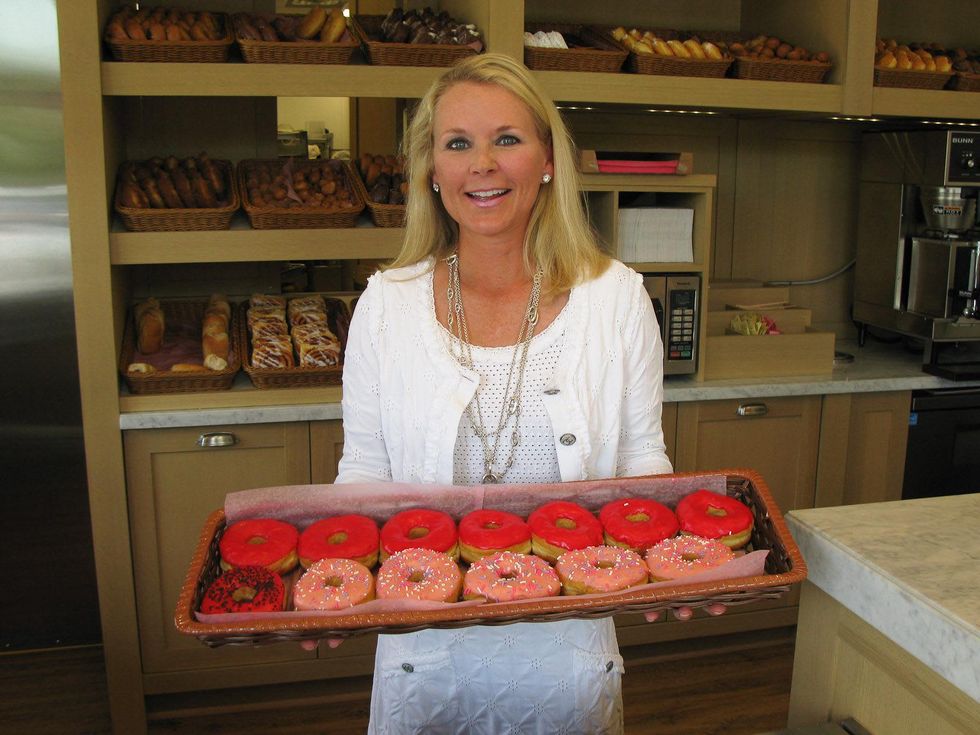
(527, 501), (603, 563)
(298, 515), (380, 569)
(458, 509), (531, 564)
(219, 518), (299, 574)
(200, 565), (285, 613)
(675, 489), (754, 549)
(380, 508), (459, 560)
(599, 497), (679, 552)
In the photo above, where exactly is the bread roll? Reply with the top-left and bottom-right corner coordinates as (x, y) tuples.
(134, 298), (164, 354)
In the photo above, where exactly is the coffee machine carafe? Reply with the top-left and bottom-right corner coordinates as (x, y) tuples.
(853, 130), (980, 379)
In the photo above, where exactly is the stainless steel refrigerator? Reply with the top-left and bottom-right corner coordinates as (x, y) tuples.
(0, 0), (100, 648)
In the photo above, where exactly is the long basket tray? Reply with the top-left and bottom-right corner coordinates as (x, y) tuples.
(523, 24), (628, 73)
(233, 13), (360, 64)
(350, 165), (406, 228)
(238, 159), (365, 229)
(873, 67), (953, 90)
(104, 13), (234, 63)
(174, 469), (807, 646)
(119, 299), (240, 395)
(238, 296), (351, 388)
(114, 160), (239, 232)
(353, 15), (479, 67)
(732, 57), (831, 83)
(948, 70), (980, 92)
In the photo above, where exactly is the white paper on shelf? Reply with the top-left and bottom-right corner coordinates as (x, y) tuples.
(617, 207), (694, 263)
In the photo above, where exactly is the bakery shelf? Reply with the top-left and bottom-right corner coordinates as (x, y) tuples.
(100, 61), (445, 98)
(118, 378), (343, 415)
(871, 87), (980, 121)
(109, 221), (403, 265)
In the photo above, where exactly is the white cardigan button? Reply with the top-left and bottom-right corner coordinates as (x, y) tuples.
(560, 433), (576, 446)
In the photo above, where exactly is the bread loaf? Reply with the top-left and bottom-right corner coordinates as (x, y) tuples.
(134, 298), (164, 354)
(202, 295), (231, 370)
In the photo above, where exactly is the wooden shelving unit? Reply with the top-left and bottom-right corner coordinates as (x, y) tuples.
(57, 1), (979, 732)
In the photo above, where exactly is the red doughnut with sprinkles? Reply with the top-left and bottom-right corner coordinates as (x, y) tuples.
(219, 518), (299, 574)
(458, 509), (531, 564)
(380, 508), (459, 561)
(599, 497), (679, 552)
(675, 489), (754, 549)
(200, 565), (285, 613)
(527, 500), (603, 564)
(298, 515), (380, 568)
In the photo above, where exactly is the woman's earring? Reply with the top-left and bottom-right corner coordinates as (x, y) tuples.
(541, 173), (552, 184)
(432, 182), (440, 193)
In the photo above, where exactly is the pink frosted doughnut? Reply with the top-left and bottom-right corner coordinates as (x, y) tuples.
(555, 545), (649, 596)
(292, 558), (375, 611)
(645, 535), (735, 582)
(375, 548), (462, 603)
(462, 551), (560, 603)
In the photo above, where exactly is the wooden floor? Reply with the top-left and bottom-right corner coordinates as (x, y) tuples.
(0, 628), (795, 735)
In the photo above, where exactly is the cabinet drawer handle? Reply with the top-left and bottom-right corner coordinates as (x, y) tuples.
(197, 432), (238, 448)
(736, 403), (768, 417)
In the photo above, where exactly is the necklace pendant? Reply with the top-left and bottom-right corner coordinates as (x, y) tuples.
(482, 471), (499, 484)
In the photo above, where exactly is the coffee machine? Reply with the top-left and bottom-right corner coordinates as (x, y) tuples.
(853, 130), (980, 378)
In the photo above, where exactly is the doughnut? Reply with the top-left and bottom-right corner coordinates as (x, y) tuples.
(555, 545), (649, 595)
(219, 518), (299, 575)
(599, 497), (679, 552)
(458, 509), (531, 564)
(375, 548), (462, 603)
(462, 551), (560, 602)
(380, 508), (459, 561)
(526, 500), (603, 563)
(200, 565), (284, 613)
(675, 489), (754, 549)
(645, 535), (735, 581)
(297, 515), (380, 568)
(292, 557), (375, 611)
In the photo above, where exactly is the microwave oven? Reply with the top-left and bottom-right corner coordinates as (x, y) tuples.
(642, 274), (700, 376)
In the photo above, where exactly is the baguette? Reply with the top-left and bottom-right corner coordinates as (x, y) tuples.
(171, 363), (207, 372)
(296, 6), (328, 39)
(320, 9), (347, 43)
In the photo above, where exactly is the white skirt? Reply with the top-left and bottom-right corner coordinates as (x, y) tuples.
(367, 617), (625, 735)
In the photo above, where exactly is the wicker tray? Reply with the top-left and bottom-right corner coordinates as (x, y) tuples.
(119, 299), (240, 395)
(523, 24), (628, 73)
(238, 159), (365, 230)
(350, 166), (406, 228)
(174, 469), (807, 646)
(732, 57), (831, 83)
(948, 70), (980, 92)
(352, 15), (479, 67)
(114, 160), (239, 232)
(233, 13), (360, 64)
(873, 67), (953, 90)
(239, 296), (351, 389)
(104, 13), (234, 63)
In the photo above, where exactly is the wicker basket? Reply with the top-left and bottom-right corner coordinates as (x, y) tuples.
(238, 159), (365, 229)
(233, 13), (360, 64)
(353, 15), (479, 67)
(119, 299), (240, 395)
(350, 166), (406, 228)
(873, 67), (953, 90)
(732, 57), (832, 83)
(239, 297), (350, 389)
(523, 24), (628, 73)
(948, 70), (980, 92)
(104, 13), (234, 63)
(114, 160), (239, 232)
(628, 52), (732, 78)
(174, 469), (807, 646)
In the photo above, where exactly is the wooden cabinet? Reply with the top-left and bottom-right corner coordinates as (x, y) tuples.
(123, 423), (312, 689)
(816, 390), (910, 507)
(311, 419), (345, 484)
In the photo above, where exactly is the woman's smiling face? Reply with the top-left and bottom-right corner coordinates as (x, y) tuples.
(431, 81), (553, 248)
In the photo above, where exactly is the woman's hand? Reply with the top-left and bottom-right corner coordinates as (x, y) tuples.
(644, 603), (726, 623)
(300, 638), (344, 651)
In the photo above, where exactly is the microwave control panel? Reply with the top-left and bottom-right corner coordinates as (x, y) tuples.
(665, 282), (698, 363)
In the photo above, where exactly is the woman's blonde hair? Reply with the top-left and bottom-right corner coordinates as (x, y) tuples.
(387, 53), (609, 293)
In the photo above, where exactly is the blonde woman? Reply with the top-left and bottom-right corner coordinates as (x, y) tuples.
(337, 53), (673, 734)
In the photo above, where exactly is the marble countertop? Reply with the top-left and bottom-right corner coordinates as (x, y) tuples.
(787, 495), (980, 702)
(119, 337), (980, 430)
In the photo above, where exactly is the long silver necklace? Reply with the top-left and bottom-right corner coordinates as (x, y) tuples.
(445, 252), (542, 484)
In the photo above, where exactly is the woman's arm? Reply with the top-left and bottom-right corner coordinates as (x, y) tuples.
(616, 278), (673, 477)
(335, 276), (393, 484)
